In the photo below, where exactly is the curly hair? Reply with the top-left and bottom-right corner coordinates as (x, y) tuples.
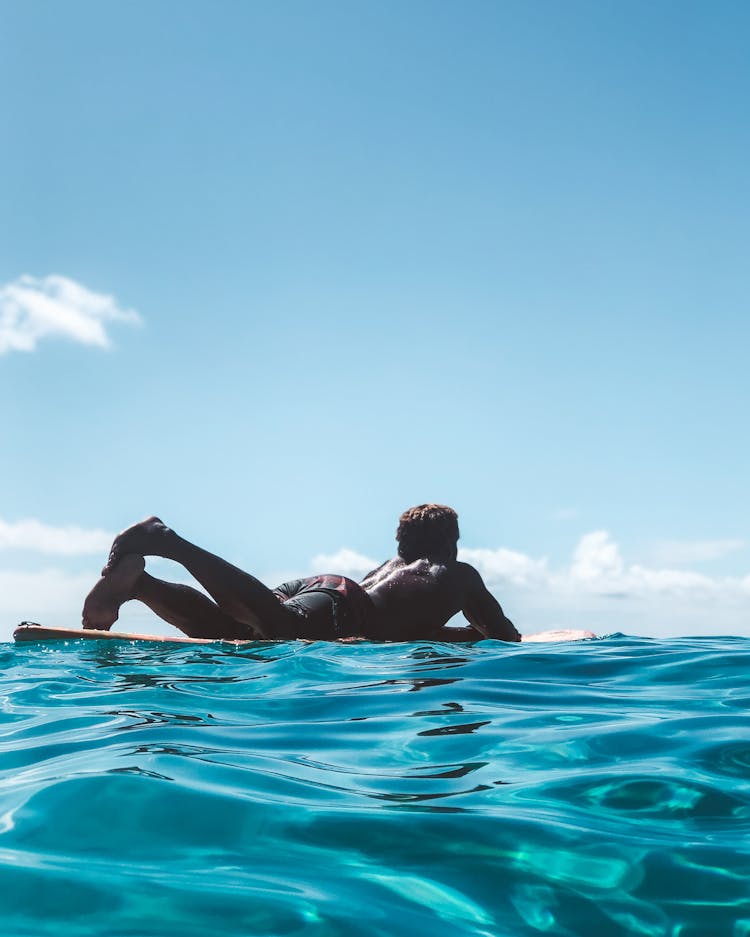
(396, 504), (459, 561)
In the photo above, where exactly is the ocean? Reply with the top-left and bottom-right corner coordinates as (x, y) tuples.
(1, 634), (748, 936)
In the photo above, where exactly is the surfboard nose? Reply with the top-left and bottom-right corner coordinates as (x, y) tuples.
(13, 622), (44, 641)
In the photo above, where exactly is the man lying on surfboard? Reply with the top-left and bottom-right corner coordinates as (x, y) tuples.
(82, 505), (524, 643)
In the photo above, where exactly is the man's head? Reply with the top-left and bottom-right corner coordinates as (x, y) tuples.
(396, 504), (460, 562)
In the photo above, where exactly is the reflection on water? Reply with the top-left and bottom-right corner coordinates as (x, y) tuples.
(1, 634), (750, 935)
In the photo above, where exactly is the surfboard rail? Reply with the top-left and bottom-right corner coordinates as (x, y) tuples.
(13, 622), (251, 646)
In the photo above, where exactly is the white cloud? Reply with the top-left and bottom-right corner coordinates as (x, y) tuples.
(627, 564), (717, 595)
(0, 518), (113, 555)
(0, 274), (141, 354)
(569, 530), (625, 588)
(0, 568), (94, 635)
(458, 547), (548, 587)
(310, 548), (378, 578)
(651, 538), (745, 566)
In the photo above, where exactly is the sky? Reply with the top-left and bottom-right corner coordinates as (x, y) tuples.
(1, 0), (749, 641)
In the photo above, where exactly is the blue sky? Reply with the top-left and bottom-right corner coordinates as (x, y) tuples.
(2, 0), (749, 639)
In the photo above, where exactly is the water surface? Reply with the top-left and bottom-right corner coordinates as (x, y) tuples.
(1, 634), (749, 935)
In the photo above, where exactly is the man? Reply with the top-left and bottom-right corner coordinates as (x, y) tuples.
(82, 505), (521, 642)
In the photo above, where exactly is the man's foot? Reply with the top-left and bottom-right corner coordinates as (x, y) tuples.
(83, 554), (146, 630)
(103, 517), (174, 575)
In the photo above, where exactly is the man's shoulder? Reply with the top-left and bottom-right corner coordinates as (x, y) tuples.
(455, 561), (489, 590)
(455, 560), (482, 578)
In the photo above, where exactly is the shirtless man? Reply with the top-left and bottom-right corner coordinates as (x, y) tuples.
(82, 504), (521, 643)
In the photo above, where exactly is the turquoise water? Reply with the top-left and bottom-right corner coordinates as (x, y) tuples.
(1, 635), (749, 936)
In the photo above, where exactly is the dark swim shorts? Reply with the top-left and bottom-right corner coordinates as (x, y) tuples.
(272, 575), (375, 638)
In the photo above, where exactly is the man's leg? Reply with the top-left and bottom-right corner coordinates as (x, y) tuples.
(83, 553), (275, 639)
(134, 574), (259, 640)
(100, 517), (301, 639)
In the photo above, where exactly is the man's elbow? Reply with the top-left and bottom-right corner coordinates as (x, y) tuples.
(498, 630), (522, 643)
(492, 619), (521, 642)
(477, 621), (522, 642)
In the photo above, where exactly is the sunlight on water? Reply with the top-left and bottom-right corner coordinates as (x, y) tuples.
(1, 634), (749, 935)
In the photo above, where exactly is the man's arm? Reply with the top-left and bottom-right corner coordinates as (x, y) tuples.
(459, 563), (521, 642)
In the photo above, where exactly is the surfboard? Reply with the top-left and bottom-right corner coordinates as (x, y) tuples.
(13, 623), (251, 645)
(14, 622), (596, 645)
(521, 629), (596, 642)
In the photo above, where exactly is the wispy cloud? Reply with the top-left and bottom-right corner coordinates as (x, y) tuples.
(0, 568), (95, 628)
(310, 548), (378, 578)
(0, 274), (141, 354)
(0, 518), (113, 555)
(462, 531), (749, 600)
(459, 547), (548, 587)
(568, 530), (626, 589)
(651, 538), (746, 566)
